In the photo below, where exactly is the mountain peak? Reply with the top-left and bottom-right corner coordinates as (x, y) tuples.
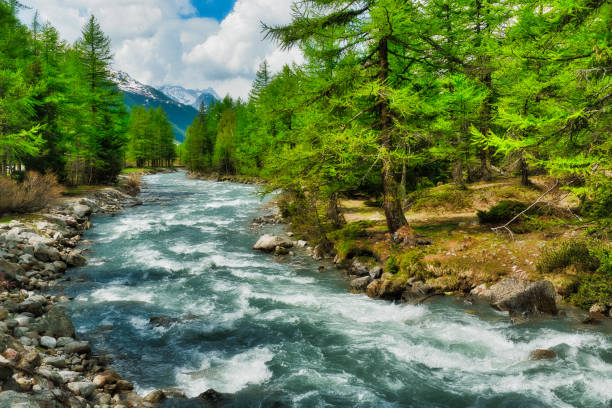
(159, 85), (219, 110)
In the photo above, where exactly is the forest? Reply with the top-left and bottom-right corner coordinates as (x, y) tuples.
(181, 0), (610, 233)
(0, 2), (175, 186)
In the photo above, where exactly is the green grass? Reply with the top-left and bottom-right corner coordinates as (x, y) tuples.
(121, 167), (153, 173)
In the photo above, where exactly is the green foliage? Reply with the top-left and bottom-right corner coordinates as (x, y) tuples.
(537, 240), (601, 275)
(126, 106), (175, 167)
(477, 200), (529, 224)
(386, 256), (399, 275)
(328, 221), (374, 241)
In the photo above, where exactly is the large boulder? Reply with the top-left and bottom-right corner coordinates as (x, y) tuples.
(0, 259), (21, 281)
(33, 242), (60, 262)
(401, 281), (434, 303)
(253, 235), (293, 253)
(473, 278), (557, 317)
(349, 276), (372, 293)
(65, 250), (87, 267)
(71, 204), (91, 218)
(366, 278), (407, 300)
(350, 260), (370, 277)
(32, 307), (75, 338)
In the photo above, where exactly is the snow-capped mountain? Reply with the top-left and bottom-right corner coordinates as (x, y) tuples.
(111, 70), (198, 142)
(160, 85), (220, 110)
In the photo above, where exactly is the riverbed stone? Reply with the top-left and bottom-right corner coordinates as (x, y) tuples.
(349, 276), (372, 293)
(67, 381), (96, 398)
(33, 243), (60, 262)
(43, 356), (66, 368)
(530, 349), (556, 360)
(64, 341), (90, 355)
(474, 278), (557, 317)
(253, 235), (294, 252)
(40, 336), (57, 349)
(65, 251), (86, 267)
(71, 204), (91, 218)
(33, 307), (75, 338)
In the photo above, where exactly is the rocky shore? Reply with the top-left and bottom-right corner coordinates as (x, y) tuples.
(0, 188), (225, 407)
(253, 228), (609, 324)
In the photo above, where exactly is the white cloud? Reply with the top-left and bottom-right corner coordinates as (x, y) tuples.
(19, 0), (302, 99)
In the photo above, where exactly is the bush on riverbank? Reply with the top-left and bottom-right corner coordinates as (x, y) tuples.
(537, 239), (612, 309)
(0, 172), (63, 215)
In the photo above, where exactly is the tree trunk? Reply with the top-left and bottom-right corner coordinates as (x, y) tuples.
(520, 152), (530, 186)
(326, 192), (346, 228)
(378, 37), (408, 234)
(453, 157), (465, 189)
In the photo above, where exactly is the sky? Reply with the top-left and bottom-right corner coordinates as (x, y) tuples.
(18, 0), (303, 99)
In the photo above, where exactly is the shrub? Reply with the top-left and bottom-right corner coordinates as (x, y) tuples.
(537, 240), (600, 275)
(477, 200), (528, 224)
(0, 172), (63, 215)
(328, 221), (374, 241)
(123, 173), (142, 196)
(386, 256), (399, 274)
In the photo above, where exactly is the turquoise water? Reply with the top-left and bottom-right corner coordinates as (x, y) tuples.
(63, 172), (612, 407)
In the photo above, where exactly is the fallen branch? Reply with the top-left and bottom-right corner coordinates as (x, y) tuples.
(492, 179), (560, 239)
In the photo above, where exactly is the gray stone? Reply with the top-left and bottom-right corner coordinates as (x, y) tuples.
(40, 336), (57, 349)
(350, 260), (370, 277)
(369, 266), (383, 280)
(56, 337), (74, 347)
(64, 341), (90, 355)
(43, 356), (66, 368)
(57, 370), (80, 383)
(32, 307), (75, 338)
(402, 281), (434, 303)
(0, 391), (44, 408)
(253, 235), (294, 252)
(71, 204), (91, 218)
(349, 276), (372, 293)
(0, 259), (21, 280)
(67, 381), (95, 398)
(33, 243), (60, 262)
(65, 251), (86, 267)
(474, 278), (558, 317)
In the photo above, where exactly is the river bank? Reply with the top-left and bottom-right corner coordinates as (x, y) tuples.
(0, 183), (213, 407)
(4, 172), (609, 407)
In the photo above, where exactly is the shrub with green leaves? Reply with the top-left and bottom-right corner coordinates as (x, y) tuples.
(537, 240), (600, 275)
(477, 200), (529, 224)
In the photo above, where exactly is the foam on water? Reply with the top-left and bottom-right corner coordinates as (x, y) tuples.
(62, 172), (612, 407)
(175, 347), (275, 396)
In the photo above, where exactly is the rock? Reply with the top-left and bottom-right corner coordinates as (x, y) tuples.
(402, 281), (434, 303)
(589, 304), (607, 314)
(71, 204), (91, 218)
(40, 336), (57, 349)
(582, 311), (606, 325)
(369, 266), (383, 280)
(349, 276), (372, 293)
(19, 294), (46, 315)
(53, 261), (67, 273)
(392, 226), (416, 246)
(0, 259), (21, 280)
(253, 235), (293, 252)
(67, 381), (96, 398)
(0, 391), (47, 408)
(116, 379), (134, 390)
(33, 243), (60, 262)
(56, 337), (74, 347)
(65, 251), (86, 267)
(93, 370), (120, 386)
(43, 356), (66, 368)
(350, 260), (370, 277)
(144, 390), (166, 403)
(33, 307), (75, 338)
(0, 309), (8, 320)
(366, 278), (407, 300)
(57, 370), (80, 383)
(530, 349), (556, 360)
(199, 389), (224, 402)
(296, 240), (307, 248)
(64, 341), (90, 355)
(474, 278), (557, 317)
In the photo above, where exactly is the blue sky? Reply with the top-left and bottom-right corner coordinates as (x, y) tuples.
(192, 0), (236, 21)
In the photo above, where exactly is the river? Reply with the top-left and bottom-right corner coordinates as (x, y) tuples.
(62, 172), (611, 407)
